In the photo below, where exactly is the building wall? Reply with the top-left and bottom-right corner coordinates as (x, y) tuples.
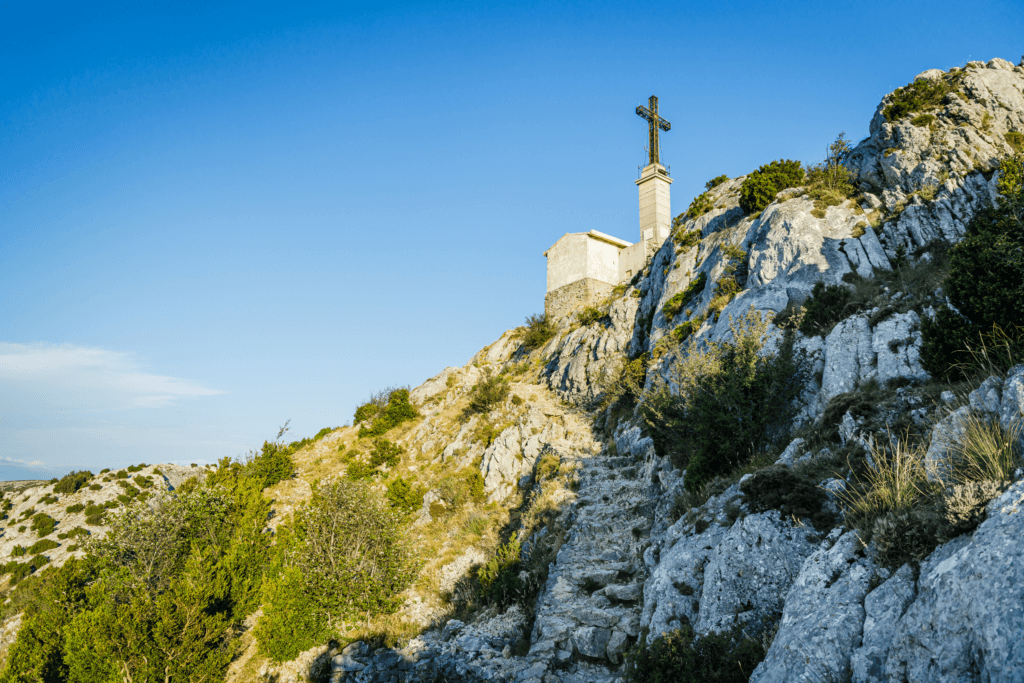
(544, 278), (615, 321)
(637, 164), (673, 245)
(545, 233), (623, 293)
(619, 240), (652, 284)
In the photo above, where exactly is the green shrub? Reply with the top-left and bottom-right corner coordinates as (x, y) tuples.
(625, 624), (765, 683)
(26, 539), (59, 555)
(805, 133), (856, 217)
(245, 440), (298, 488)
(705, 174), (729, 191)
(911, 113), (936, 127)
(662, 273), (707, 321)
(1007, 131), (1024, 154)
(31, 513), (56, 537)
(465, 371), (510, 415)
(477, 538), (526, 608)
(256, 479), (415, 659)
(369, 439), (403, 468)
(313, 426), (336, 440)
(740, 466), (835, 531)
(65, 503), (85, 514)
(358, 388), (419, 438)
(385, 477), (425, 513)
(685, 191), (714, 220)
(521, 313), (556, 350)
(674, 229), (702, 252)
(739, 159), (804, 214)
(88, 484), (101, 491)
(255, 564), (329, 662)
(436, 469), (486, 509)
(883, 74), (959, 122)
(576, 306), (607, 326)
(641, 312), (808, 491)
(10, 545), (26, 557)
(799, 281), (853, 336)
(53, 470), (92, 496)
(346, 460), (378, 481)
(921, 154), (1024, 377)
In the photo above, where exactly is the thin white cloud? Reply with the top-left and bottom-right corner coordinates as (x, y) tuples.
(0, 342), (224, 408)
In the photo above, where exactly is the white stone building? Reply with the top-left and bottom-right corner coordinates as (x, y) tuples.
(544, 161), (673, 320)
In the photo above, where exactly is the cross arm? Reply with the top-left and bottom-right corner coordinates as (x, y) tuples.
(636, 105), (653, 121)
(658, 119), (671, 131)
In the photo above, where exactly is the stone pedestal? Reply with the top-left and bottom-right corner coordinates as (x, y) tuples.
(635, 163), (672, 245)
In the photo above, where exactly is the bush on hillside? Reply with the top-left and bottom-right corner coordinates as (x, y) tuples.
(358, 388), (419, 438)
(369, 439), (403, 469)
(805, 133), (856, 217)
(521, 313), (556, 350)
(624, 623), (765, 683)
(245, 441), (297, 488)
(465, 371), (510, 415)
(921, 154), (1024, 377)
(53, 471), (92, 496)
(739, 159), (804, 214)
(705, 174), (729, 191)
(673, 229), (702, 252)
(685, 191), (714, 221)
(576, 306), (607, 326)
(30, 513), (56, 538)
(882, 73), (961, 122)
(799, 281), (854, 336)
(641, 311), (808, 492)
(662, 273), (707, 321)
(255, 479), (416, 661)
(385, 477), (426, 514)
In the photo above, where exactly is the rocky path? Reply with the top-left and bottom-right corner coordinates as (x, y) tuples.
(521, 442), (652, 683)
(327, 388), (656, 683)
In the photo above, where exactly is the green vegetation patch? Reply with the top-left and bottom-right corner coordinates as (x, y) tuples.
(662, 273), (707, 321)
(625, 623), (765, 683)
(53, 470), (92, 496)
(357, 388), (420, 438)
(641, 312), (808, 491)
(255, 479), (416, 661)
(576, 306), (607, 326)
(883, 73), (961, 123)
(31, 513), (57, 537)
(705, 174), (729, 191)
(521, 313), (556, 350)
(685, 191), (714, 221)
(739, 159), (804, 214)
(740, 466), (836, 531)
(464, 371), (511, 416)
(920, 154), (1024, 378)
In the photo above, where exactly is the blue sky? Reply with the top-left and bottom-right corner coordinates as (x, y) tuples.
(2, 0), (1022, 478)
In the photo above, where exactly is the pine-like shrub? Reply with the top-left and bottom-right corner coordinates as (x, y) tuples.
(521, 313), (556, 350)
(53, 471), (92, 496)
(641, 312), (807, 491)
(739, 159), (804, 214)
(464, 371), (510, 415)
(625, 624), (765, 683)
(358, 389), (419, 437)
(882, 74), (960, 123)
(662, 273), (707, 321)
(921, 154), (1024, 377)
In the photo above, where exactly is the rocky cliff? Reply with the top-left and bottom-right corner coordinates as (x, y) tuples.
(3, 57), (1024, 683)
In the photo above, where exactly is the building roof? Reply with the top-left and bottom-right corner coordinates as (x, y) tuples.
(544, 230), (632, 256)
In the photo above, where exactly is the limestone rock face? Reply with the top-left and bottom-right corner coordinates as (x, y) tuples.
(543, 294), (638, 405)
(751, 530), (875, 683)
(883, 482), (1024, 682)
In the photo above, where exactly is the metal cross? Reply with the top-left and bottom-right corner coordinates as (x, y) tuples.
(636, 95), (671, 167)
